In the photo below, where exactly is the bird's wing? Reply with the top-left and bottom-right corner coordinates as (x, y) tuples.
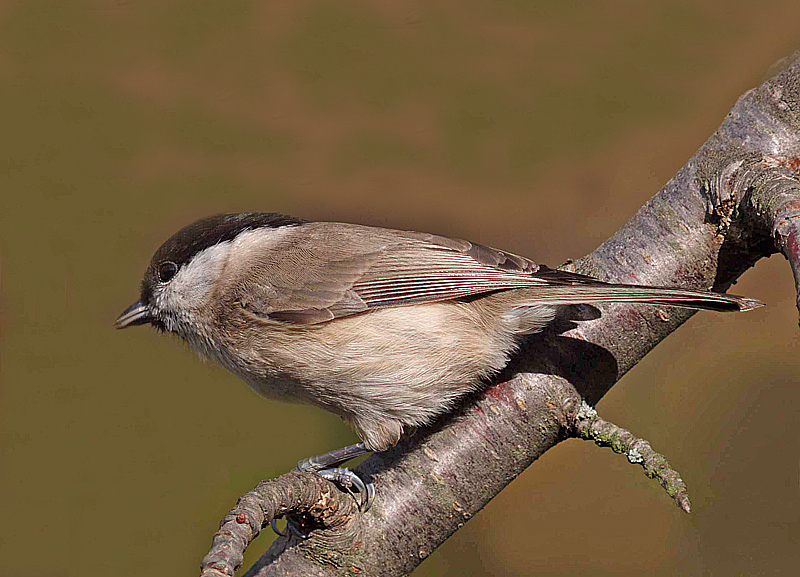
(228, 222), (586, 325)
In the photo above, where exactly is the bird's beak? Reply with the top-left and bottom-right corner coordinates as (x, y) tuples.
(114, 300), (152, 329)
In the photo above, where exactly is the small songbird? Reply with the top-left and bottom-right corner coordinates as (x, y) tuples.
(115, 213), (762, 507)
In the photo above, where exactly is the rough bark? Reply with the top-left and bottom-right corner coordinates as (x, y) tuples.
(200, 51), (800, 576)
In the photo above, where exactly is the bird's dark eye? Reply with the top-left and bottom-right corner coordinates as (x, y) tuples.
(158, 261), (179, 283)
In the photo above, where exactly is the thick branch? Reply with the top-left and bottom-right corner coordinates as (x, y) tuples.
(217, 51), (800, 576)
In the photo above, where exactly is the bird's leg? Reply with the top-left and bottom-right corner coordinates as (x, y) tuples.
(297, 442), (374, 512)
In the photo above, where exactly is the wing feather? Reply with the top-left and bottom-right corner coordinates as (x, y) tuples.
(227, 221), (759, 325)
(231, 223), (556, 324)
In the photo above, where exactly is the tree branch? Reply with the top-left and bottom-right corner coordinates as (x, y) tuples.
(201, 471), (361, 577)
(573, 401), (691, 513)
(201, 51), (800, 576)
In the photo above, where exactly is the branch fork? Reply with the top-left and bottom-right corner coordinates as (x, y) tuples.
(200, 50), (800, 576)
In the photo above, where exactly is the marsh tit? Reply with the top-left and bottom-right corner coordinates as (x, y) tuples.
(115, 213), (762, 508)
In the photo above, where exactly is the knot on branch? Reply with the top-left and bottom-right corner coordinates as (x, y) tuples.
(702, 154), (795, 239)
(200, 471), (363, 577)
(712, 152), (800, 321)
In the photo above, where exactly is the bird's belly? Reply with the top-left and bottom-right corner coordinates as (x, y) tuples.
(219, 301), (519, 450)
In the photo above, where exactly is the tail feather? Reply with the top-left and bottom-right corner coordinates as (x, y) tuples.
(513, 284), (763, 313)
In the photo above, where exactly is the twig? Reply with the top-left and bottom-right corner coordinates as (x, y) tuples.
(573, 401), (691, 513)
(200, 471), (360, 577)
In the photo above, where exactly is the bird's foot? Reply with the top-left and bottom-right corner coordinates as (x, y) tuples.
(297, 442), (374, 512)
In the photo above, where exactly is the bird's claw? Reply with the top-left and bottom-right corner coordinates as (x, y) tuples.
(295, 442), (374, 512)
(314, 466), (375, 512)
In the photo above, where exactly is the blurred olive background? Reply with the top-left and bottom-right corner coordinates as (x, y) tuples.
(2, 1), (799, 575)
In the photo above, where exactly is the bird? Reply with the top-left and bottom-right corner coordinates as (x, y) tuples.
(115, 212), (762, 509)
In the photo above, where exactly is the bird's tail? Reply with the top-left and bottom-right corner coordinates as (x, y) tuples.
(511, 284), (763, 312)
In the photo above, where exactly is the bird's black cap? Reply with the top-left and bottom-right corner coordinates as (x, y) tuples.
(140, 212), (306, 304)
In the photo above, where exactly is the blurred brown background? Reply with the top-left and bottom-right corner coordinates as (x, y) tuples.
(1, 1), (798, 575)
